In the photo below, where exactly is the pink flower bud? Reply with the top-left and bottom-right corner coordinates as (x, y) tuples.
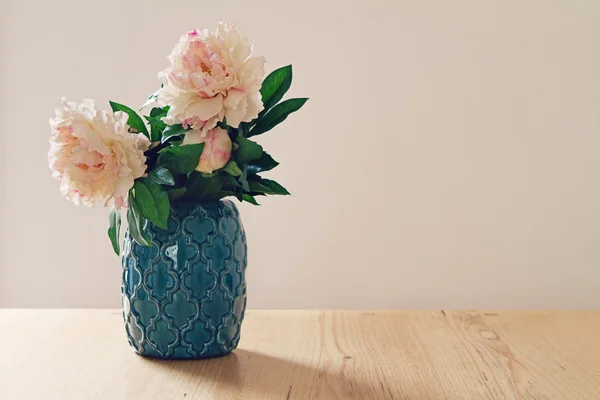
(182, 127), (232, 173)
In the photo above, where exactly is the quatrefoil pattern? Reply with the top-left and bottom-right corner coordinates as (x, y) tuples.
(121, 200), (247, 359)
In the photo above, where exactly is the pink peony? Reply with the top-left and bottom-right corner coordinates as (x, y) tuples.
(158, 21), (265, 136)
(48, 99), (150, 208)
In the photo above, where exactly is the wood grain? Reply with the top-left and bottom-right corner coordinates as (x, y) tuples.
(0, 310), (598, 399)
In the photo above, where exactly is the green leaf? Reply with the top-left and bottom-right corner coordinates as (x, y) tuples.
(238, 167), (250, 192)
(242, 193), (260, 205)
(249, 98), (308, 137)
(145, 116), (167, 127)
(157, 143), (204, 174)
(140, 87), (162, 110)
(133, 180), (169, 229)
(145, 107), (169, 141)
(222, 161), (243, 176)
(145, 107), (168, 124)
(234, 187), (243, 202)
(109, 101), (149, 138)
(167, 187), (187, 201)
(220, 173), (240, 189)
(161, 124), (187, 143)
(261, 178), (291, 195)
(247, 152), (279, 175)
(149, 167), (175, 186)
(260, 65), (293, 113)
(237, 122), (249, 137)
(150, 124), (165, 142)
(133, 181), (161, 227)
(248, 180), (270, 193)
(147, 181), (170, 229)
(127, 192), (151, 246)
(150, 105), (169, 117)
(108, 208), (121, 256)
(185, 172), (223, 201)
(251, 178), (291, 195)
(235, 136), (263, 164)
(146, 118), (166, 142)
(211, 190), (237, 199)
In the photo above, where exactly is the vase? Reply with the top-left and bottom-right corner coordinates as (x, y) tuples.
(121, 199), (247, 359)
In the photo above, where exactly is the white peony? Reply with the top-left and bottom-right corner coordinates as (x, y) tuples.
(48, 98), (150, 208)
(158, 21), (266, 136)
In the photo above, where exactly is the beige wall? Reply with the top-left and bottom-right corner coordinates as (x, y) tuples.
(1, 0), (599, 309)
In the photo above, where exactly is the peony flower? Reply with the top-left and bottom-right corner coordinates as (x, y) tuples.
(158, 21), (265, 136)
(182, 127), (232, 173)
(48, 98), (150, 208)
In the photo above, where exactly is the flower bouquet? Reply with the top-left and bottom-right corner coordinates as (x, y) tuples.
(48, 21), (307, 358)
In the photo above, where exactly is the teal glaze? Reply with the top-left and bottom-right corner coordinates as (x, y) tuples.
(121, 199), (247, 359)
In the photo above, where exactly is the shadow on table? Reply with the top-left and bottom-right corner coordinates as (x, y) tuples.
(142, 349), (406, 399)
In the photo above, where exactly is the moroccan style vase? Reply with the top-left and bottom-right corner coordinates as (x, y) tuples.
(121, 200), (247, 359)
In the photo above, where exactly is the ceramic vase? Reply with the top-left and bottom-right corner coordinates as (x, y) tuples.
(121, 200), (247, 359)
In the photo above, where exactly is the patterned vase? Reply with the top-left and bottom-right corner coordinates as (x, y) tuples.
(121, 199), (247, 359)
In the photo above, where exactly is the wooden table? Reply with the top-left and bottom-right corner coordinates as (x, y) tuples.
(0, 310), (598, 399)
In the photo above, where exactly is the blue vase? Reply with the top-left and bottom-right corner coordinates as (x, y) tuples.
(121, 199), (247, 359)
